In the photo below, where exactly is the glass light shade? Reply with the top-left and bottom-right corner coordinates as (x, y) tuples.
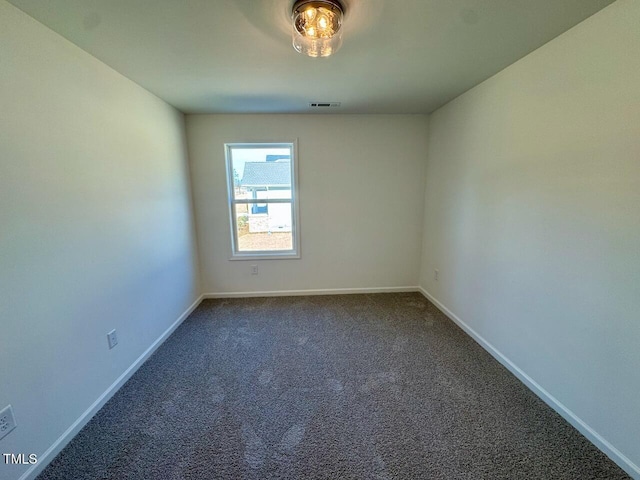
(292, 0), (344, 58)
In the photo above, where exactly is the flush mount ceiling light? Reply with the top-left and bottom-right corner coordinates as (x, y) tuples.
(292, 0), (345, 58)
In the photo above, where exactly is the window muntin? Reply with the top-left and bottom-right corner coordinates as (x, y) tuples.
(225, 143), (299, 259)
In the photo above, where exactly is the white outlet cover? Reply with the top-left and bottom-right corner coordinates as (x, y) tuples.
(0, 404), (17, 440)
(107, 329), (118, 349)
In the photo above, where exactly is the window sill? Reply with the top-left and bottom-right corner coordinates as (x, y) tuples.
(228, 252), (300, 261)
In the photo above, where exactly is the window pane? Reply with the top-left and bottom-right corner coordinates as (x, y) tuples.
(234, 203), (293, 252)
(229, 146), (292, 200)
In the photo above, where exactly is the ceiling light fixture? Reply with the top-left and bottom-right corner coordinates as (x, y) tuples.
(292, 0), (345, 58)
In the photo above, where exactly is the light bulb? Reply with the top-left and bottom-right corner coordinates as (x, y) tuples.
(318, 15), (328, 30)
(305, 7), (316, 20)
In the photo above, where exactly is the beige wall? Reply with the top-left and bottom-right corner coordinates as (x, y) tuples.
(419, 0), (640, 475)
(186, 114), (428, 294)
(0, 2), (200, 478)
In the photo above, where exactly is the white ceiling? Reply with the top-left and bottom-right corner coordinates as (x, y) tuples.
(8, 0), (614, 114)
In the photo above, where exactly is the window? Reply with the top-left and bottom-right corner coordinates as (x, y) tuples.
(225, 142), (300, 259)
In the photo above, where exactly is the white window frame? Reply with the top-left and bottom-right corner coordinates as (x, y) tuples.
(224, 141), (300, 260)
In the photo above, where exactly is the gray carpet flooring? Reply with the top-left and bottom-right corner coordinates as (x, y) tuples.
(37, 293), (630, 479)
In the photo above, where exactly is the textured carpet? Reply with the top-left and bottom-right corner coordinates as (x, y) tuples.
(38, 293), (630, 479)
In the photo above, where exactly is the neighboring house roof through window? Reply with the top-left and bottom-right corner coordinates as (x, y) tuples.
(241, 161), (291, 187)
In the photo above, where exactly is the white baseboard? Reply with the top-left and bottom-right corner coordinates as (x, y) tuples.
(418, 286), (640, 479)
(19, 294), (204, 480)
(203, 286), (420, 298)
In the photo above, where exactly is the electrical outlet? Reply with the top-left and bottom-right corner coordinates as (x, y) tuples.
(107, 329), (118, 349)
(251, 265), (258, 275)
(0, 405), (17, 440)
(434, 269), (439, 281)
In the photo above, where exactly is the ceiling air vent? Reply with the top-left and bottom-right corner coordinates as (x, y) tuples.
(309, 102), (341, 108)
